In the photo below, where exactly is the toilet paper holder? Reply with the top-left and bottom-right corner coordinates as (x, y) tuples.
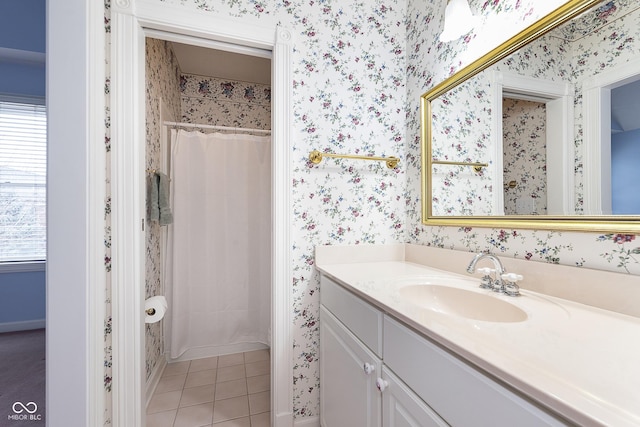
(146, 308), (157, 316)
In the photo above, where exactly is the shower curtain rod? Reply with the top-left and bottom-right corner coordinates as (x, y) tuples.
(163, 121), (271, 135)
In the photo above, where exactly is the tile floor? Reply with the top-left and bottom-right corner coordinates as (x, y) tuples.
(146, 349), (271, 427)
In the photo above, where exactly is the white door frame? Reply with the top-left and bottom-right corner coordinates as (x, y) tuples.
(110, 1), (294, 426)
(583, 56), (640, 215)
(491, 71), (574, 215)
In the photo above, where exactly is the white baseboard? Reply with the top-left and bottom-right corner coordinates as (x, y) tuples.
(294, 416), (320, 427)
(145, 357), (167, 409)
(0, 319), (45, 333)
(167, 342), (269, 363)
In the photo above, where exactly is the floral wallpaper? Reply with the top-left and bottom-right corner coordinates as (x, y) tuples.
(407, 0), (640, 276)
(144, 38), (182, 383)
(180, 74), (271, 130)
(101, 0), (640, 425)
(502, 98), (547, 215)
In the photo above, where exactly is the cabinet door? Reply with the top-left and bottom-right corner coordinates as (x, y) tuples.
(320, 305), (382, 427)
(381, 367), (449, 427)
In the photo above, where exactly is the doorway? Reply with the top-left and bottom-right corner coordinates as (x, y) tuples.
(144, 36), (273, 425)
(109, 6), (294, 426)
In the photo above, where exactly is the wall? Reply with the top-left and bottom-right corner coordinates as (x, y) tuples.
(611, 128), (640, 214)
(104, 0), (640, 424)
(107, 0), (407, 422)
(0, 0), (45, 97)
(180, 73), (271, 129)
(144, 38), (182, 381)
(407, 0), (640, 277)
(0, 0), (46, 331)
(0, 269), (45, 332)
(502, 98), (547, 215)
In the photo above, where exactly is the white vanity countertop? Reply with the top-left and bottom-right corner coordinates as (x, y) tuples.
(316, 259), (640, 427)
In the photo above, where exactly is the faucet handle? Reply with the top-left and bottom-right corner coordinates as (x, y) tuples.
(500, 273), (522, 296)
(500, 273), (523, 282)
(477, 267), (494, 289)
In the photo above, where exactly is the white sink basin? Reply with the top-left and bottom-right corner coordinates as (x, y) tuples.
(399, 284), (528, 323)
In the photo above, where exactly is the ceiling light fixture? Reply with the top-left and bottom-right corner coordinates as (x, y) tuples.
(440, 0), (480, 42)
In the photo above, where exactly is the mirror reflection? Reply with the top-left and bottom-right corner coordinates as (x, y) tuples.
(425, 0), (640, 219)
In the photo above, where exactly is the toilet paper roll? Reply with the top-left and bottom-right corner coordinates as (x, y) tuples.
(145, 296), (168, 324)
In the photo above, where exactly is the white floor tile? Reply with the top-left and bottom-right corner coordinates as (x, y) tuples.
(243, 349), (269, 364)
(246, 374), (269, 395)
(156, 374), (187, 393)
(248, 391), (270, 415)
(163, 361), (191, 377)
(217, 352), (245, 368)
(146, 409), (177, 427)
(212, 396), (249, 423)
(148, 350), (272, 427)
(174, 403), (214, 427)
(185, 369), (217, 388)
(245, 360), (269, 378)
(179, 384), (215, 407)
(215, 379), (247, 401)
(250, 412), (270, 427)
(147, 390), (182, 414)
(189, 356), (219, 373)
(216, 364), (245, 383)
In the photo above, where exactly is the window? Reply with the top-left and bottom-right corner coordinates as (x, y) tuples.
(0, 98), (46, 263)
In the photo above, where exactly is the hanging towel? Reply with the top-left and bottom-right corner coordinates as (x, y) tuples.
(157, 172), (173, 226)
(149, 172), (173, 225)
(149, 173), (160, 221)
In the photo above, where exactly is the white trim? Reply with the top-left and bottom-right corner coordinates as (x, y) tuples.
(294, 416), (320, 427)
(271, 25), (295, 427)
(0, 319), (45, 333)
(582, 57), (640, 215)
(87, 0), (107, 424)
(145, 29), (273, 59)
(168, 342), (269, 363)
(111, 3), (294, 426)
(111, 8), (146, 427)
(0, 261), (45, 274)
(492, 71), (574, 215)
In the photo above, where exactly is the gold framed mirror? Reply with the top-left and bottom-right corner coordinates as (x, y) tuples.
(421, 0), (640, 233)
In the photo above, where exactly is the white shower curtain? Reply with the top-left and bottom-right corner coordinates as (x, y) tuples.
(167, 129), (271, 360)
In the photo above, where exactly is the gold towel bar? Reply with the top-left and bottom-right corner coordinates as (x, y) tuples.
(309, 150), (399, 169)
(431, 160), (488, 173)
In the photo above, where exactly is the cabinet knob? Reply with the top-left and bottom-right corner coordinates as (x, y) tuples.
(375, 378), (388, 392)
(363, 363), (375, 375)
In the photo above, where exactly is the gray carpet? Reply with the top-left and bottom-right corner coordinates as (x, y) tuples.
(0, 329), (45, 426)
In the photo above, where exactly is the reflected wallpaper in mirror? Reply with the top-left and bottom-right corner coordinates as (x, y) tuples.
(425, 0), (640, 222)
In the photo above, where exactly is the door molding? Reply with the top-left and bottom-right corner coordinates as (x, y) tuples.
(582, 56), (640, 215)
(491, 71), (574, 215)
(111, 1), (294, 425)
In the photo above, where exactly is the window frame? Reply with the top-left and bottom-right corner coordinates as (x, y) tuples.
(0, 94), (47, 268)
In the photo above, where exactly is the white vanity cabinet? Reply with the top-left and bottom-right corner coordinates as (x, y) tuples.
(380, 366), (448, 427)
(320, 305), (382, 427)
(320, 274), (569, 427)
(320, 275), (447, 427)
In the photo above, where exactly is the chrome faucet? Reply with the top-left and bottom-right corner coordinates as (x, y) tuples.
(466, 253), (521, 296)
